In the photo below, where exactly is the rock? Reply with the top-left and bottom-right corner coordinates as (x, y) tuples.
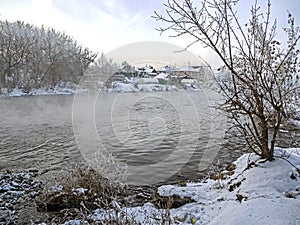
(236, 194), (247, 203)
(28, 169), (39, 174)
(0, 208), (16, 225)
(0, 171), (43, 224)
(290, 172), (297, 180)
(228, 178), (246, 192)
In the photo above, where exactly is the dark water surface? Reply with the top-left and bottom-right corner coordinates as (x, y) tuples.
(2, 87), (296, 184)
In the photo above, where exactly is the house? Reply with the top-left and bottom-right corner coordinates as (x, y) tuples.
(173, 65), (207, 82)
(114, 65), (137, 78)
(157, 65), (176, 74)
(155, 73), (170, 85)
(137, 65), (158, 78)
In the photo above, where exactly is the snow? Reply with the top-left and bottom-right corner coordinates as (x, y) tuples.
(79, 148), (300, 224)
(1, 81), (180, 97)
(107, 82), (178, 93)
(1, 72), (212, 97)
(139, 78), (159, 84)
(155, 73), (169, 79)
(8, 88), (24, 97)
(110, 83), (137, 92)
(292, 120), (300, 127)
(0, 82), (83, 97)
(2, 149), (300, 224)
(87, 202), (169, 225)
(157, 148), (300, 225)
(72, 187), (88, 195)
(62, 220), (81, 225)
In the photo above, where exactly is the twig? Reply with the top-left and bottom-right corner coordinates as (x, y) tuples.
(274, 155), (300, 173)
(80, 201), (92, 215)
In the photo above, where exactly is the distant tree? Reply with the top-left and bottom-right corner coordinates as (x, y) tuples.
(121, 61), (130, 69)
(0, 21), (30, 90)
(95, 52), (118, 74)
(154, 0), (300, 160)
(0, 20), (97, 91)
(97, 52), (108, 74)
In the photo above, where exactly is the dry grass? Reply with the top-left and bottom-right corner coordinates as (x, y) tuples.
(35, 152), (184, 224)
(35, 165), (180, 224)
(37, 167), (125, 209)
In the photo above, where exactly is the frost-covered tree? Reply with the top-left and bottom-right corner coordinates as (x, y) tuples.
(0, 20), (97, 91)
(95, 52), (118, 74)
(154, 0), (300, 160)
(0, 21), (30, 89)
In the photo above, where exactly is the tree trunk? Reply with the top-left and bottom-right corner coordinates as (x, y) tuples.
(0, 74), (5, 87)
(260, 124), (273, 160)
(261, 140), (270, 160)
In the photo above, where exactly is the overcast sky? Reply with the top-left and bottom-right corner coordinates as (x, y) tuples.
(0, 0), (299, 68)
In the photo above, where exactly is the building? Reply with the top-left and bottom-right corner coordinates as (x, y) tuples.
(173, 65), (211, 82)
(137, 65), (158, 77)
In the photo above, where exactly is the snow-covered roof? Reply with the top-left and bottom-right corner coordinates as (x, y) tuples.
(144, 67), (157, 74)
(176, 65), (202, 72)
(158, 65), (176, 72)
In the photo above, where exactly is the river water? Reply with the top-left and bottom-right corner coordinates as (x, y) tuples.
(2, 87), (297, 185)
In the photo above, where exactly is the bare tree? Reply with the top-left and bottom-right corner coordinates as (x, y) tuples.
(154, 0), (300, 160)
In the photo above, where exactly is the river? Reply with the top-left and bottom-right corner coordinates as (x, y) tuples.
(2, 87), (297, 185)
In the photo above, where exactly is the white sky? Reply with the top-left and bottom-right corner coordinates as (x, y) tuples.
(0, 0), (299, 68)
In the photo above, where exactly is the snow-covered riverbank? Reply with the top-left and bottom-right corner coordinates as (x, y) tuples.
(158, 148), (300, 225)
(82, 147), (300, 225)
(107, 82), (178, 93)
(0, 80), (202, 97)
(2, 148), (299, 224)
(0, 82), (79, 97)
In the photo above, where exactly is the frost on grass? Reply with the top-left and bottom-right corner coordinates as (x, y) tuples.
(37, 161), (128, 212)
(88, 151), (128, 185)
(35, 151), (130, 223)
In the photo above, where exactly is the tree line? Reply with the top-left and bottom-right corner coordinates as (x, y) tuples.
(0, 20), (97, 92)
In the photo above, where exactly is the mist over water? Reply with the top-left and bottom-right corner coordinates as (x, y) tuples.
(0, 89), (229, 184)
(0, 95), (79, 181)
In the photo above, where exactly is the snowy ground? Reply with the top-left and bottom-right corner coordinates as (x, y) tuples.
(157, 148), (300, 225)
(1, 149), (299, 224)
(63, 148), (300, 225)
